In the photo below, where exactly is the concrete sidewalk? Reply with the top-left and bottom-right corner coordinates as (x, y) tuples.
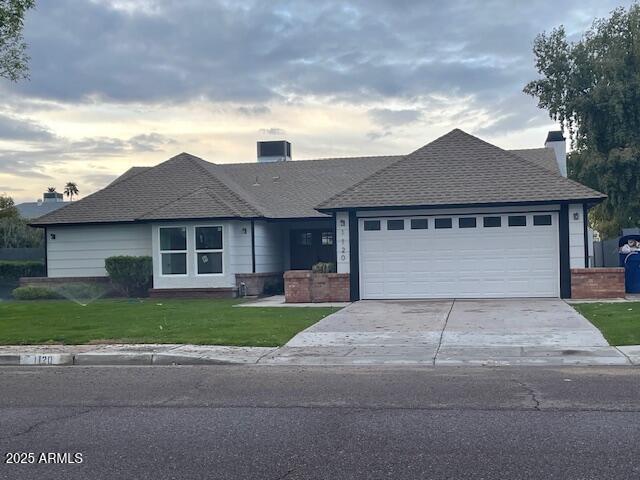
(0, 344), (276, 366)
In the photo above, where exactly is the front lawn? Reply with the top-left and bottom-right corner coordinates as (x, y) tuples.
(573, 302), (640, 346)
(0, 298), (339, 346)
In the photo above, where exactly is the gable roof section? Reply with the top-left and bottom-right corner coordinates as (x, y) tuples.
(317, 129), (605, 211)
(32, 153), (261, 226)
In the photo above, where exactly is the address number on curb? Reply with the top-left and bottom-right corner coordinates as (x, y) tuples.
(21, 354), (55, 365)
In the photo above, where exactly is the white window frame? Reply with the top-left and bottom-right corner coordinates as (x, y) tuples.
(159, 226), (188, 277)
(194, 224), (224, 276)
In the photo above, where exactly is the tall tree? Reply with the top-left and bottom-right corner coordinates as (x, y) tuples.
(524, 5), (640, 238)
(64, 182), (79, 201)
(0, 193), (17, 218)
(46, 186), (56, 192)
(0, 0), (35, 81)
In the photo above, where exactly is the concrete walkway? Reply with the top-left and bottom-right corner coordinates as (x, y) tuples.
(263, 299), (631, 366)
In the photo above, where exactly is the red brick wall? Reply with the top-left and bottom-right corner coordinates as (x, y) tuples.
(235, 272), (283, 296)
(284, 270), (350, 303)
(571, 268), (625, 299)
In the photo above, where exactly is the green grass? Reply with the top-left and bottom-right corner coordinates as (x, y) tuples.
(0, 298), (340, 346)
(573, 302), (640, 346)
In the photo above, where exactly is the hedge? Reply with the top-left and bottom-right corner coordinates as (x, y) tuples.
(105, 256), (152, 297)
(12, 286), (60, 300)
(0, 260), (45, 283)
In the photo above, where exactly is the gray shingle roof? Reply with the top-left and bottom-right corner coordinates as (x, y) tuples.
(15, 201), (67, 220)
(510, 147), (560, 174)
(317, 129), (605, 210)
(215, 155), (400, 218)
(31, 153), (261, 225)
(31, 129), (605, 226)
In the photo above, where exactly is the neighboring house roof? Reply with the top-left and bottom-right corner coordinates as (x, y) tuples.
(317, 129), (604, 211)
(15, 201), (67, 219)
(31, 129), (605, 226)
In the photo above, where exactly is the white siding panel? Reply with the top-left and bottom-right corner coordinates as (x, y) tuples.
(568, 203), (586, 268)
(254, 221), (284, 273)
(47, 224), (152, 277)
(228, 221), (253, 275)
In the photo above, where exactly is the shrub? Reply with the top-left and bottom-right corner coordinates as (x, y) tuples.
(105, 256), (152, 297)
(0, 260), (45, 283)
(12, 286), (60, 300)
(311, 262), (337, 273)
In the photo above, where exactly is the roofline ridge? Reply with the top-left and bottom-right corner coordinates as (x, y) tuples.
(449, 131), (606, 197)
(317, 129), (467, 210)
(134, 186), (212, 219)
(185, 156), (265, 217)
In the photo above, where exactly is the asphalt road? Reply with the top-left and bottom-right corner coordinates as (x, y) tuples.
(1, 366), (639, 479)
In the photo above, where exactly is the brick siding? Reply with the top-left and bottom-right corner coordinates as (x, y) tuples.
(235, 272), (283, 296)
(284, 270), (350, 303)
(571, 268), (625, 299)
(149, 288), (236, 299)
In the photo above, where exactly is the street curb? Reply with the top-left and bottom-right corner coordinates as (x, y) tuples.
(0, 352), (249, 366)
(74, 353), (154, 366)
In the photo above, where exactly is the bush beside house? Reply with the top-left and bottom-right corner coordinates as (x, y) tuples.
(0, 260), (45, 282)
(105, 256), (153, 297)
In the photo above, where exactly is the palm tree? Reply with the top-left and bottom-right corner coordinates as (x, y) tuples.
(47, 187), (56, 192)
(64, 182), (79, 201)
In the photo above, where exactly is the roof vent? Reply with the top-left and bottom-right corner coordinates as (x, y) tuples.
(257, 140), (291, 163)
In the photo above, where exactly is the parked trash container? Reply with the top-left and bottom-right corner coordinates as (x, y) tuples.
(618, 234), (640, 267)
(625, 252), (640, 294)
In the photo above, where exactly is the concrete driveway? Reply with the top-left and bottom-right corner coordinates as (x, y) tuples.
(264, 299), (629, 365)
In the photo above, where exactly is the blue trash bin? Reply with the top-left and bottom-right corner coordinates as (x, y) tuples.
(624, 252), (640, 293)
(618, 234), (640, 267)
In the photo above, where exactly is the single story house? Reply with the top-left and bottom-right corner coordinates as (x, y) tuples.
(31, 129), (606, 300)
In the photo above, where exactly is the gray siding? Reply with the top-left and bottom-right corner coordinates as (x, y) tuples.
(47, 224), (152, 277)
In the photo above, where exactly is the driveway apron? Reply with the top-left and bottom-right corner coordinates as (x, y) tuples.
(263, 298), (628, 366)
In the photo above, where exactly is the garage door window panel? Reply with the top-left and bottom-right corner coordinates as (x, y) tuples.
(435, 218), (452, 229)
(410, 219), (428, 229)
(508, 215), (527, 227)
(387, 219), (405, 231)
(534, 214), (552, 226)
(483, 216), (501, 228)
(363, 220), (381, 231)
(459, 217), (477, 228)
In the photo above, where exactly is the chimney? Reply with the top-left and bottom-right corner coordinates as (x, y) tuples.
(257, 140), (291, 163)
(545, 130), (567, 177)
(42, 192), (64, 203)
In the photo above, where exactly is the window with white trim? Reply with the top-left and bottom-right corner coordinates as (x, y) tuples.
(195, 226), (223, 275)
(160, 227), (187, 275)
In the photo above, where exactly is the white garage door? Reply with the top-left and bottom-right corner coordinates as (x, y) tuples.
(359, 212), (559, 299)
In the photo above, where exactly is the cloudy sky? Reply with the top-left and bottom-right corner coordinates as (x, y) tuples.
(0, 0), (634, 203)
